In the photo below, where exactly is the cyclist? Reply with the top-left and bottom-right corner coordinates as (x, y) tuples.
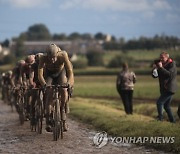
(12, 60), (26, 87)
(1, 72), (6, 100)
(29, 53), (44, 126)
(10, 60), (26, 113)
(19, 55), (35, 120)
(32, 53), (44, 88)
(38, 43), (74, 132)
(2, 71), (13, 104)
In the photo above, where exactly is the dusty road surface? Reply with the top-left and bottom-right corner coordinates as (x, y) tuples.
(0, 101), (169, 154)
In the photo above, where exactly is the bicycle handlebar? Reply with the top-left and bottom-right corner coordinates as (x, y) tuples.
(45, 84), (70, 89)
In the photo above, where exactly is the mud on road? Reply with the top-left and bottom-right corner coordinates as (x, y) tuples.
(0, 101), (168, 154)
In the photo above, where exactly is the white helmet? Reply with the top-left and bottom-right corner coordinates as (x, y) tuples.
(46, 43), (59, 57)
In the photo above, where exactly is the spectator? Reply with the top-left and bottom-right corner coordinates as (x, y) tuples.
(152, 51), (177, 123)
(116, 62), (136, 114)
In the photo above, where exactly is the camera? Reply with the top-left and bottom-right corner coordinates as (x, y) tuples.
(154, 59), (161, 65)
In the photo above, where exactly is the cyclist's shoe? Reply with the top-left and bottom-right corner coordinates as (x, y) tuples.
(63, 120), (68, 132)
(25, 114), (30, 121)
(45, 125), (52, 132)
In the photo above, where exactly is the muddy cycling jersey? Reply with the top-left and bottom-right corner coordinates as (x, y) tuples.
(2, 76), (12, 86)
(38, 51), (74, 86)
(12, 67), (20, 83)
(21, 65), (32, 79)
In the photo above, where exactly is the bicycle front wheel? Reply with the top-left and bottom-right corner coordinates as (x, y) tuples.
(19, 96), (25, 125)
(37, 97), (43, 134)
(53, 99), (61, 141)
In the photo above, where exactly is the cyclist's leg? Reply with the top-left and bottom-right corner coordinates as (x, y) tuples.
(45, 77), (53, 131)
(25, 90), (31, 120)
(30, 90), (37, 125)
(1, 85), (5, 100)
(3, 86), (8, 103)
(58, 70), (68, 131)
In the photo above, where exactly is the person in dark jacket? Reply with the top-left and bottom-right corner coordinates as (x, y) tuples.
(116, 62), (136, 114)
(152, 51), (177, 123)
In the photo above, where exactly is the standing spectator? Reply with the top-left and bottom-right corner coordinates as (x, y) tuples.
(116, 62), (136, 114)
(152, 51), (177, 123)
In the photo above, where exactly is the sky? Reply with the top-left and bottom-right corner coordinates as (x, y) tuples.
(0, 0), (180, 41)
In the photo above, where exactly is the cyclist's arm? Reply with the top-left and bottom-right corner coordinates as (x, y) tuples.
(63, 51), (74, 87)
(19, 67), (24, 85)
(38, 56), (46, 86)
(29, 69), (35, 87)
(10, 70), (15, 87)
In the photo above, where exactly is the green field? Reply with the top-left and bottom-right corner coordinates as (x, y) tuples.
(103, 50), (180, 65)
(74, 75), (180, 102)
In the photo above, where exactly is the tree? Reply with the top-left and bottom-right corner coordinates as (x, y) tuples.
(52, 33), (67, 40)
(1, 39), (10, 47)
(81, 33), (93, 40)
(111, 35), (116, 41)
(19, 32), (28, 40)
(15, 38), (25, 57)
(94, 32), (105, 40)
(26, 24), (51, 40)
(86, 50), (104, 66)
(68, 32), (81, 40)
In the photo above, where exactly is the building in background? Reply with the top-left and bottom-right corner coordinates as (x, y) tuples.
(10, 40), (104, 55)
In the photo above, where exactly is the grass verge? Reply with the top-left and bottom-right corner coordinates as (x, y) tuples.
(69, 97), (180, 153)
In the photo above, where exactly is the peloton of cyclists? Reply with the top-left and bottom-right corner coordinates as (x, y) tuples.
(1, 43), (74, 133)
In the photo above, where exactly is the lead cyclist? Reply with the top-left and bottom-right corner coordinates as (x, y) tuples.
(38, 43), (74, 132)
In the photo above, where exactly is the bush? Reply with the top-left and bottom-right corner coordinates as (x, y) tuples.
(86, 50), (104, 66)
(107, 54), (135, 68)
(72, 58), (88, 69)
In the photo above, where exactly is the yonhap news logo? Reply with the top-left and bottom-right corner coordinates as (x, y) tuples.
(93, 131), (175, 148)
(93, 131), (108, 148)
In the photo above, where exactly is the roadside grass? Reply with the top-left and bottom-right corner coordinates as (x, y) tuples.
(0, 64), (13, 73)
(70, 96), (179, 122)
(69, 97), (180, 153)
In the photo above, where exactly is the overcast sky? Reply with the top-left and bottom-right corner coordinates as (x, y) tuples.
(0, 0), (180, 41)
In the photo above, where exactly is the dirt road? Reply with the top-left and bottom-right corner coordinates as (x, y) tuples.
(0, 101), (168, 154)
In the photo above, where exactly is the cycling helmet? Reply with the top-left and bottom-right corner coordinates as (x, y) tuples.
(7, 70), (13, 76)
(46, 43), (59, 57)
(25, 55), (35, 64)
(16, 60), (25, 67)
(2, 72), (5, 77)
(35, 53), (43, 60)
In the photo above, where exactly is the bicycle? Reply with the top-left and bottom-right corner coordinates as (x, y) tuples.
(46, 84), (69, 141)
(30, 87), (44, 134)
(4, 85), (14, 111)
(14, 86), (26, 125)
